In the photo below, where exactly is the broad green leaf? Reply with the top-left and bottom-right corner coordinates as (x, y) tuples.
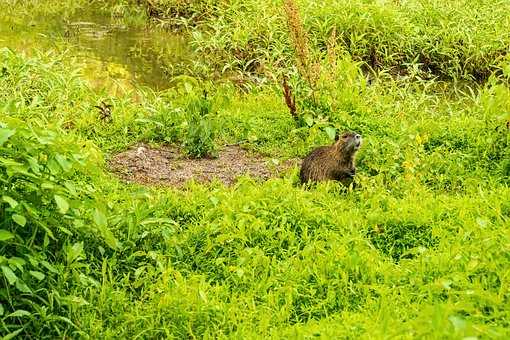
(102, 228), (120, 250)
(0, 303), (3, 316)
(64, 181), (77, 197)
(27, 156), (41, 175)
(55, 154), (72, 172)
(73, 219), (85, 229)
(59, 226), (72, 236)
(63, 295), (90, 306)
(209, 197), (219, 206)
(41, 181), (55, 190)
(0, 229), (14, 241)
(449, 315), (467, 332)
(0, 128), (15, 146)
(26, 255), (38, 267)
(1, 265), (17, 285)
(0, 157), (23, 167)
(8, 257), (25, 271)
(93, 208), (107, 228)
(47, 159), (61, 175)
(304, 114), (314, 127)
(325, 126), (337, 141)
(66, 242), (84, 264)
(36, 132), (55, 145)
(54, 195), (69, 214)
(12, 214), (26, 226)
(43, 232), (50, 247)
(2, 195), (18, 209)
(6, 310), (31, 318)
(15, 279), (31, 293)
(3, 328), (23, 340)
(41, 260), (58, 274)
(29, 271), (45, 281)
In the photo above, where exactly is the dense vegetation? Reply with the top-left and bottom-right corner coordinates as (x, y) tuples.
(1, 0), (509, 338)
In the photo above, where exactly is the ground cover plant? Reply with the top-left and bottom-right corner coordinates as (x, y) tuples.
(1, 0), (510, 338)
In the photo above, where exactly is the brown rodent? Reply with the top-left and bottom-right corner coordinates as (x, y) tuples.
(300, 131), (362, 185)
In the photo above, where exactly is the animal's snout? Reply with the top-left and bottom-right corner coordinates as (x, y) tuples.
(353, 133), (362, 149)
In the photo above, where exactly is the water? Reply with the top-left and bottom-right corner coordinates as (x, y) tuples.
(0, 6), (192, 90)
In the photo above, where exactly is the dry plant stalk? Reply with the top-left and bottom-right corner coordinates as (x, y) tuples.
(326, 27), (337, 69)
(282, 76), (297, 120)
(283, 0), (319, 91)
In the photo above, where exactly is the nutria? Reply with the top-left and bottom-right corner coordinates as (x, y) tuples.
(300, 131), (362, 185)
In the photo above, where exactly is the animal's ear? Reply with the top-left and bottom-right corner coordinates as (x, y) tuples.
(335, 130), (348, 141)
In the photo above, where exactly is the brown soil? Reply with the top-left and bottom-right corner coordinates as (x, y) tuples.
(109, 143), (298, 187)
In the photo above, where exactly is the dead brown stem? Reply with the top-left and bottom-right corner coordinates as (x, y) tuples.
(283, 0), (319, 94)
(282, 76), (297, 120)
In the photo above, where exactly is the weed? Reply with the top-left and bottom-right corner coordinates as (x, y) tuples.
(183, 91), (217, 158)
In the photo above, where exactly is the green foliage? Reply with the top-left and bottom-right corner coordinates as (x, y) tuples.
(123, 0), (510, 83)
(0, 1), (510, 338)
(183, 91), (217, 158)
(366, 221), (438, 262)
(0, 117), (116, 337)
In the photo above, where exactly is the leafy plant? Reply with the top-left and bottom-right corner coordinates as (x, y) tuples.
(366, 221), (438, 262)
(0, 117), (114, 337)
(183, 91), (217, 158)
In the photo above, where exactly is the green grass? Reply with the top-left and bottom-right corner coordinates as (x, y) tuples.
(128, 0), (510, 83)
(1, 0), (510, 338)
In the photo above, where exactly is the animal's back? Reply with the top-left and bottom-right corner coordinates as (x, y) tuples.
(299, 146), (334, 183)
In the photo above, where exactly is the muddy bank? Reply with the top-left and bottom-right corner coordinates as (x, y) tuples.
(109, 144), (298, 187)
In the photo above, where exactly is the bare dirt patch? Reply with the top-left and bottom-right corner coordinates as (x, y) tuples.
(109, 144), (297, 187)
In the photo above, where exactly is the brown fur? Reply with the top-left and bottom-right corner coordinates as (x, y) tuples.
(300, 132), (362, 185)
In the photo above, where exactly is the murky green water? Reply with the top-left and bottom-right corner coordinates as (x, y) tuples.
(0, 6), (191, 90)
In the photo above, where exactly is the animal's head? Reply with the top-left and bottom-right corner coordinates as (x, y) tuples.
(334, 131), (362, 153)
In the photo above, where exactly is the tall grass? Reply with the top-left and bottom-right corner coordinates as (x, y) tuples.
(124, 0), (510, 84)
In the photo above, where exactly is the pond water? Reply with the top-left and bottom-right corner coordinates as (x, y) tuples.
(0, 6), (192, 90)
